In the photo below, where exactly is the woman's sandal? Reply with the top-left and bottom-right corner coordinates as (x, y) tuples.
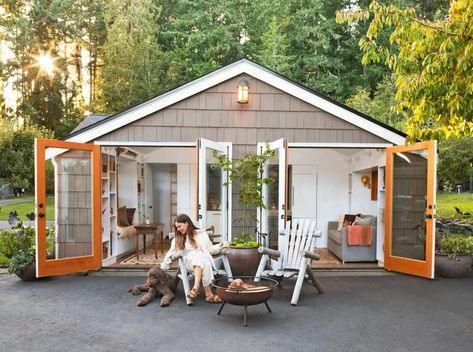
(205, 294), (223, 304)
(187, 287), (199, 300)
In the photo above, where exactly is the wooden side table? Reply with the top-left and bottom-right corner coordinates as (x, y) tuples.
(133, 223), (164, 259)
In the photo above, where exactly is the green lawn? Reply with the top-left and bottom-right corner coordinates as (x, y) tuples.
(0, 196), (55, 221)
(436, 192), (473, 221)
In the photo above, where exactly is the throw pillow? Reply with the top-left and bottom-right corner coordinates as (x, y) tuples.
(117, 206), (129, 226)
(343, 213), (361, 226)
(126, 208), (136, 225)
(353, 216), (373, 226)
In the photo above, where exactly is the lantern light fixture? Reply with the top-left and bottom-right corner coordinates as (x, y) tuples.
(237, 79), (249, 104)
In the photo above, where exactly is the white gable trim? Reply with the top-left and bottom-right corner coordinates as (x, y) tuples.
(67, 59), (405, 145)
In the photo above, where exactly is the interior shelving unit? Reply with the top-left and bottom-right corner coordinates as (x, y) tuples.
(101, 149), (117, 264)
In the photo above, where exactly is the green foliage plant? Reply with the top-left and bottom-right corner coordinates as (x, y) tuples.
(0, 224), (55, 276)
(337, 0), (473, 141)
(0, 118), (53, 191)
(438, 137), (473, 190)
(437, 234), (473, 260)
(215, 143), (275, 246)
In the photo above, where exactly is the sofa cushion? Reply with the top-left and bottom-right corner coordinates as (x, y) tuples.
(328, 229), (342, 245)
(353, 216), (373, 226)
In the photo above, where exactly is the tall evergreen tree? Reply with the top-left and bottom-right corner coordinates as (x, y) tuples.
(99, 0), (167, 113)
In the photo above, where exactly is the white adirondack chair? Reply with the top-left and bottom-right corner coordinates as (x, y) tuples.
(171, 236), (233, 306)
(255, 219), (323, 305)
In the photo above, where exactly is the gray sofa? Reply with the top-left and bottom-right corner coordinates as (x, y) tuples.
(327, 217), (377, 263)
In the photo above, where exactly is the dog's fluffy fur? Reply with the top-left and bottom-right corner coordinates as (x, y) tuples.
(128, 265), (175, 307)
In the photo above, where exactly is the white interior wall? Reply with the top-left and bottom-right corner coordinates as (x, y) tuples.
(351, 173), (377, 215)
(117, 158), (138, 210)
(177, 164), (197, 225)
(116, 157), (138, 254)
(348, 149), (384, 216)
(152, 164), (172, 236)
(288, 149), (348, 248)
(143, 147), (195, 163)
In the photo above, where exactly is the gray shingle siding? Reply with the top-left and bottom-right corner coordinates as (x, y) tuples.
(97, 75), (386, 157)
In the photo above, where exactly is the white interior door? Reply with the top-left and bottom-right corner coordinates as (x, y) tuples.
(257, 139), (287, 249)
(198, 138), (232, 242)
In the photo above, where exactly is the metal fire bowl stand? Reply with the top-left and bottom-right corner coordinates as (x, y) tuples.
(210, 276), (279, 327)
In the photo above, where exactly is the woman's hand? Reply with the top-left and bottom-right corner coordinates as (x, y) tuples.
(220, 241), (230, 249)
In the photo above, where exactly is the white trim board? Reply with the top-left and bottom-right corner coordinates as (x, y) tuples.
(288, 143), (393, 149)
(95, 141), (197, 147)
(67, 59), (406, 145)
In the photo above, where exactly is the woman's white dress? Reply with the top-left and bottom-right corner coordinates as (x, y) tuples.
(160, 230), (221, 286)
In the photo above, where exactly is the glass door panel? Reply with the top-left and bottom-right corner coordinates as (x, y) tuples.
(258, 139), (287, 249)
(198, 138), (232, 242)
(391, 150), (428, 260)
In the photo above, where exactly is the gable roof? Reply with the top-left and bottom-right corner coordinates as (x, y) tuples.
(70, 114), (110, 134)
(66, 58), (406, 145)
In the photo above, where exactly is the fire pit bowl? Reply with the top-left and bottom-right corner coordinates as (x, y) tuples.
(210, 276), (278, 326)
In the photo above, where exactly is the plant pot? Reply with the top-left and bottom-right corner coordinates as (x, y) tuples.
(16, 262), (37, 281)
(227, 246), (261, 277)
(435, 253), (472, 278)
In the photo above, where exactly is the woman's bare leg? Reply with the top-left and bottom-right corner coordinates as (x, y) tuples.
(204, 285), (213, 298)
(192, 265), (203, 291)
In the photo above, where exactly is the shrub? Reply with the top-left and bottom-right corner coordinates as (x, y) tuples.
(0, 225), (55, 275)
(437, 234), (473, 259)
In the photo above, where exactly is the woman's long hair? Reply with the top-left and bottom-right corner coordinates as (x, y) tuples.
(173, 214), (199, 251)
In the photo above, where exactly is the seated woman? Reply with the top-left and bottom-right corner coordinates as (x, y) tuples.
(160, 213), (228, 303)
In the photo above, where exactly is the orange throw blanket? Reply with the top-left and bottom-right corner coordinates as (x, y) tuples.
(346, 225), (372, 246)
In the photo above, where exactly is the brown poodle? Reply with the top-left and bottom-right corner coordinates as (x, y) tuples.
(128, 265), (176, 307)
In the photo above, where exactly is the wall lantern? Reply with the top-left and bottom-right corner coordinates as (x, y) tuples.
(237, 79), (249, 104)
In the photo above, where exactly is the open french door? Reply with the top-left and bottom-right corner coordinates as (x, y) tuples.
(197, 138), (232, 242)
(35, 138), (102, 277)
(257, 139), (287, 249)
(384, 141), (437, 279)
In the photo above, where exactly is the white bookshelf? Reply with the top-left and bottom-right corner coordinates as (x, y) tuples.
(101, 149), (118, 263)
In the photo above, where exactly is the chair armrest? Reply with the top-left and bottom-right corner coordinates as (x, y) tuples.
(217, 247), (229, 256)
(171, 252), (183, 261)
(300, 250), (320, 261)
(258, 246), (281, 258)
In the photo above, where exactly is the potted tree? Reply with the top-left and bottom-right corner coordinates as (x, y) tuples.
(0, 214), (55, 281)
(435, 234), (473, 278)
(216, 144), (275, 276)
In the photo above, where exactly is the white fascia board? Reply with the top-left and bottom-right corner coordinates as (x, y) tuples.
(67, 59), (405, 145)
(288, 143), (393, 149)
(95, 141), (196, 147)
(243, 63), (406, 145)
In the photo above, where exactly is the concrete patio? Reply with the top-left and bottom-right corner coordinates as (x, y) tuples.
(0, 270), (472, 352)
